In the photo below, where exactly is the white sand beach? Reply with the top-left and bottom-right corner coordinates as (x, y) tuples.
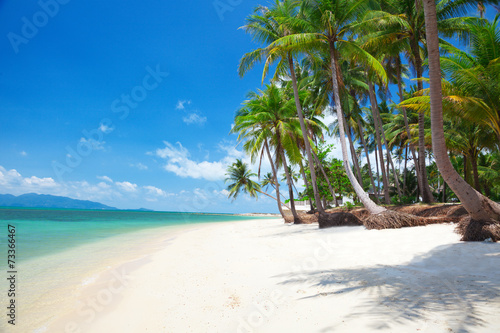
(43, 219), (500, 333)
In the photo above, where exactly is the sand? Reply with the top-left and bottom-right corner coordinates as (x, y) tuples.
(45, 219), (500, 333)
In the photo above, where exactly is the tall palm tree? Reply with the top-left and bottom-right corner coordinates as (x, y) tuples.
(361, 0), (488, 203)
(273, 0), (387, 214)
(238, 0), (326, 214)
(439, 14), (500, 142)
(422, 0), (500, 240)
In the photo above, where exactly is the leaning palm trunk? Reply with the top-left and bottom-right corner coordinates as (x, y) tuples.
(343, 113), (363, 185)
(358, 120), (379, 203)
(367, 79), (391, 204)
(287, 55), (324, 214)
(423, 0), (500, 240)
(264, 140), (287, 218)
(280, 149), (301, 223)
(256, 189), (287, 206)
(329, 43), (385, 214)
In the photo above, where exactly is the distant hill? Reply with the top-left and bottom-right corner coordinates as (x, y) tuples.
(0, 193), (118, 210)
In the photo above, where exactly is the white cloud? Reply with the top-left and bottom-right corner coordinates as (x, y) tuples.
(0, 166), (60, 194)
(143, 185), (167, 197)
(79, 137), (105, 151)
(182, 113), (207, 125)
(23, 176), (58, 188)
(176, 100), (191, 110)
(154, 141), (227, 181)
(99, 123), (113, 134)
(116, 181), (138, 192)
(20, 151), (27, 156)
(130, 163), (148, 170)
(97, 175), (113, 183)
(0, 165), (215, 211)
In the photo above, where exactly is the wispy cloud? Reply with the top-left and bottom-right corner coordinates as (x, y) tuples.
(115, 181), (138, 192)
(99, 122), (114, 134)
(130, 163), (148, 170)
(143, 185), (167, 197)
(182, 113), (207, 125)
(20, 151), (27, 157)
(79, 137), (106, 151)
(97, 175), (113, 183)
(176, 100), (191, 110)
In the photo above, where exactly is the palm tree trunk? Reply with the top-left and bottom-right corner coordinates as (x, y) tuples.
(377, 111), (403, 198)
(471, 152), (481, 192)
(329, 42), (385, 214)
(403, 143), (408, 196)
(423, 0), (500, 221)
(375, 143), (380, 196)
(280, 149), (301, 223)
(343, 113), (363, 185)
(299, 159), (314, 212)
(367, 79), (391, 204)
(464, 155), (469, 184)
(264, 140), (286, 218)
(287, 55), (324, 214)
(312, 149), (339, 207)
(410, 36), (435, 203)
(358, 120), (379, 203)
(442, 180), (446, 202)
(256, 189), (289, 209)
(396, 62), (423, 202)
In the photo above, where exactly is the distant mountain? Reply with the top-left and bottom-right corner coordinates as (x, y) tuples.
(0, 193), (118, 210)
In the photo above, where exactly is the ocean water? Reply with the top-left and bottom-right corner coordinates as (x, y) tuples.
(0, 208), (268, 261)
(0, 208), (273, 332)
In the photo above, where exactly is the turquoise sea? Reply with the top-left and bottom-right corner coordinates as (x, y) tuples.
(0, 208), (274, 332)
(0, 207), (268, 261)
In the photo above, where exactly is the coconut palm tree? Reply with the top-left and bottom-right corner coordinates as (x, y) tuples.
(272, 0), (388, 214)
(361, 0), (491, 203)
(233, 84), (314, 223)
(225, 159), (279, 202)
(439, 14), (500, 142)
(238, 0), (326, 214)
(422, 0), (500, 240)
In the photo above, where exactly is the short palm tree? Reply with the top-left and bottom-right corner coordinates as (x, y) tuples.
(232, 84), (307, 223)
(225, 159), (262, 200)
(225, 160), (285, 205)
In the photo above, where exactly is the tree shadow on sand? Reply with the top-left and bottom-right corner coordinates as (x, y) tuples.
(275, 242), (500, 332)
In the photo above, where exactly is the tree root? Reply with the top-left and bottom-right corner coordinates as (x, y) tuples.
(318, 212), (362, 229)
(364, 210), (426, 230)
(456, 217), (500, 242)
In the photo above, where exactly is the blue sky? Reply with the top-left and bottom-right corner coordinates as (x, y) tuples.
(0, 1), (496, 213)
(0, 0), (288, 213)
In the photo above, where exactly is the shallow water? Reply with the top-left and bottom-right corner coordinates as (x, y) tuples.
(0, 208), (272, 332)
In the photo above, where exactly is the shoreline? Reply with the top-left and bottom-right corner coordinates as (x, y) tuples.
(8, 220), (238, 333)
(22, 218), (500, 332)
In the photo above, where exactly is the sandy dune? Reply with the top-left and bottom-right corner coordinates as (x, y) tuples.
(52, 219), (500, 333)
